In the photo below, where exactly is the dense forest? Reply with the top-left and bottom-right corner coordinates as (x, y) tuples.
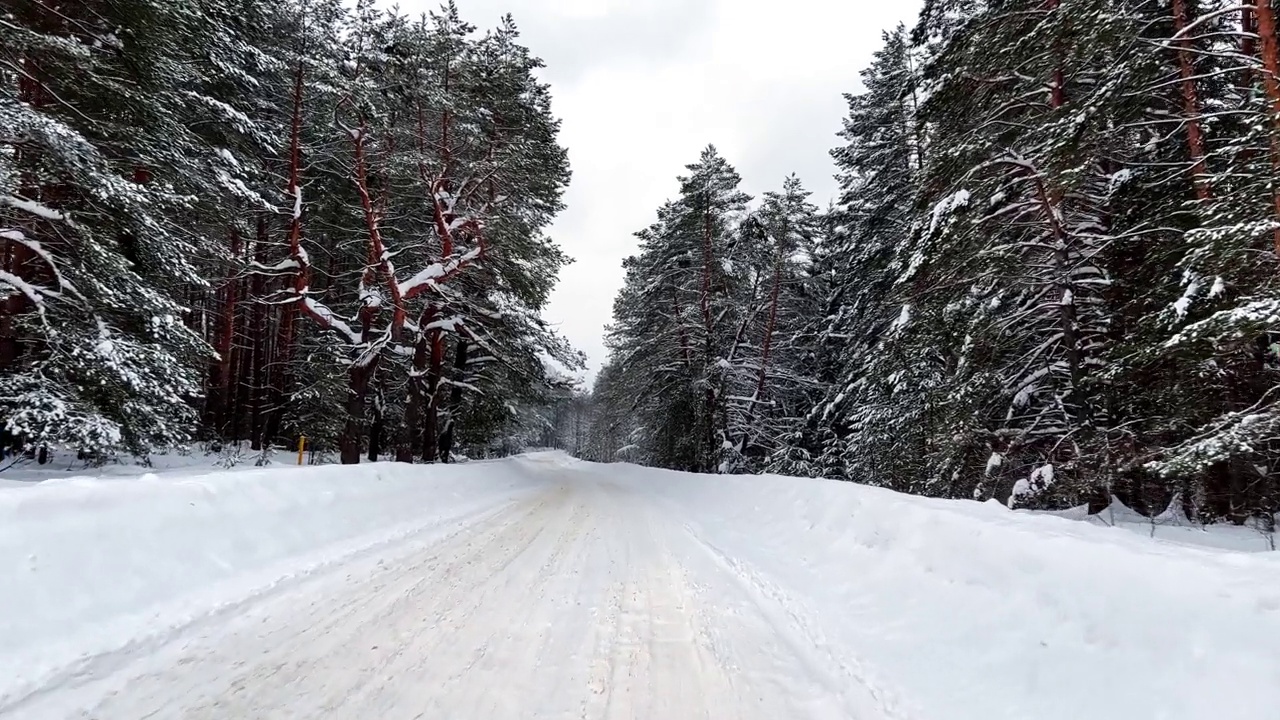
(2, 0), (581, 465)
(573, 0), (1280, 525)
(7, 0), (1280, 527)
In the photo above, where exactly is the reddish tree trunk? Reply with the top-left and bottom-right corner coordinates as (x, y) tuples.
(437, 339), (470, 463)
(340, 360), (379, 465)
(2, 61), (46, 372)
(1045, 0), (1065, 109)
(0, 241), (32, 370)
(264, 63), (308, 447)
(700, 201), (719, 468)
(1253, 0), (1280, 255)
(422, 324), (446, 462)
(672, 287), (692, 365)
(205, 228), (243, 432)
(1172, 0), (1214, 200)
(397, 323), (429, 463)
(248, 217), (270, 450)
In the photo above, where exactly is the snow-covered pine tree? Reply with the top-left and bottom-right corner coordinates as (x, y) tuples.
(0, 0), (266, 460)
(602, 147), (750, 472)
(252, 1), (576, 464)
(722, 175), (822, 472)
(1121, 0), (1280, 522)
(3, 0), (579, 464)
(798, 25), (932, 489)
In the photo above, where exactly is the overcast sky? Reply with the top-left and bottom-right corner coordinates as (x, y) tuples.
(397, 0), (922, 382)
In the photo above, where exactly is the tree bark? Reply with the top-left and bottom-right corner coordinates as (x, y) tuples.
(422, 322), (446, 462)
(739, 260), (784, 454)
(204, 228), (242, 433)
(248, 217), (270, 450)
(397, 326), (429, 463)
(1172, 0), (1213, 200)
(264, 62), (308, 448)
(437, 338), (470, 463)
(1243, 5), (1259, 89)
(1253, 0), (1280, 255)
(340, 362), (376, 465)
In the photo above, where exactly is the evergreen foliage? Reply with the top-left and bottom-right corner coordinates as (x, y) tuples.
(590, 2), (1280, 527)
(1, 0), (579, 464)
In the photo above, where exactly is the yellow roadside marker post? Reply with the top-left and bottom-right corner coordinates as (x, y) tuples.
(297, 436), (306, 466)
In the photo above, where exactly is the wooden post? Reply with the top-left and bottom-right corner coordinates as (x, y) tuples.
(297, 436), (306, 466)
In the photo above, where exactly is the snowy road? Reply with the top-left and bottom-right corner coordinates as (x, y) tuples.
(4, 454), (1278, 720)
(5, 466), (892, 720)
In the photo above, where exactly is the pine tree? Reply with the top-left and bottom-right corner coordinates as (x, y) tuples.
(2, 0), (580, 465)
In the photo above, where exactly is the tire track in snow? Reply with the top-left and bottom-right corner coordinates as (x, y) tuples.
(675, 521), (916, 720)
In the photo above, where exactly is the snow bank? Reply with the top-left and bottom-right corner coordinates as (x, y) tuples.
(1038, 496), (1280, 553)
(607, 461), (1280, 720)
(0, 459), (539, 706)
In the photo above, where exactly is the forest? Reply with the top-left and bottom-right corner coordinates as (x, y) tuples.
(569, 0), (1280, 525)
(2, 0), (581, 466)
(8, 0), (1280, 527)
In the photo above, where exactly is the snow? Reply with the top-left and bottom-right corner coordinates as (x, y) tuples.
(1009, 462), (1054, 507)
(423, 315), (464, 333)
(928, 189), (970, 235)
(216, 148), (240, 169)
(1107, 168), (1133, 193)
(399, 246), (484, 296)
(248, 257), (301, 273)
(303, 297), (359, 343)
(1209, 275), (1226, 298)
(1173, 275), (1201, 319)
(0, 270), (49, 314)
(621, 462), (1280, 720)
(1040, 495), (1280, 553)
(889, 303), (911, 332)
(2, 195), (68, 222)
(984, 451), (1004, 475)
(1, 453), (1277, 719)
(0, 459), (540, 711)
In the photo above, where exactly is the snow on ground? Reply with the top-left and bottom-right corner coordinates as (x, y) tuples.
(617, 462), (1280, 720)
(0, 447), (325, 488)
(1, 452), (1277, 719)
(0, 458), (541, 711)
(1029, 497), (1279, 553)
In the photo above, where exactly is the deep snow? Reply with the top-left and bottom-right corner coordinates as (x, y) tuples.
(1, 453), (1277, 719)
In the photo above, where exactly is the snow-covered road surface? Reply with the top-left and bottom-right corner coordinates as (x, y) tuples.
(2, 464), (892, 720)
(2, 453), (1278, 719)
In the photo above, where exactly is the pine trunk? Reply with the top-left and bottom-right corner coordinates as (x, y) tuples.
(422, 325), (446, 462)
(438, 338), (470, 463)
(740, 261), (784, 453)
(1252, 0), (1280, 255)
(340, 362), (376, 465)
(204, 228), (243, 433)
(248, 218), (270, 451)
(1172, 0), (1213, 200)
(397, 329), (429, 463)
(264, 62), (309, 449)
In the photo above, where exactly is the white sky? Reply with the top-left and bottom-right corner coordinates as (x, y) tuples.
(396, 0), (922, 381)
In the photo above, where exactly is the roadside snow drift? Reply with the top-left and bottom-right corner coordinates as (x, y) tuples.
(609, 461), (1280, 720)
(0, 460), (539, 707)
